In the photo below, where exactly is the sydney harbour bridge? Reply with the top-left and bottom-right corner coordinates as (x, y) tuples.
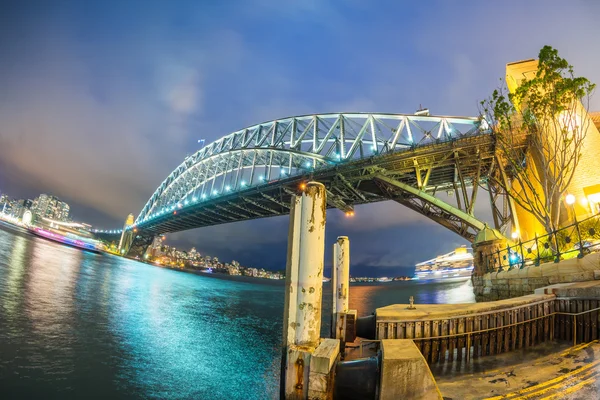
(96, 112), (518, 255)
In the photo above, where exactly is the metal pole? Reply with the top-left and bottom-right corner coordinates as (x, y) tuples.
(573, 315), (577, 347)
(332, 237), (350, 338)
(535, 233), (540, 266)
(554, 229), (561, 263)
(574, 212), (583, 258)
(519, 239), (525, 269)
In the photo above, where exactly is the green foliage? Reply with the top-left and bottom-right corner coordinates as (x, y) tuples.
(480, 46), (595, 236)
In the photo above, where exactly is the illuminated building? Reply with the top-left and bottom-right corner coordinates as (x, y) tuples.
(32, 194), (70, 222)
(13, 199), (33, 220)
(118, 213), (135, 253)
(505, 60), (600, 238)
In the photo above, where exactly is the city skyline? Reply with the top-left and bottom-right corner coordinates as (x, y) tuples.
(1, 0), (600, 276)
(0, 190), (71, 223)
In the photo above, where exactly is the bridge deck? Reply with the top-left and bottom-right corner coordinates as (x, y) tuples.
(135, 133), (496, 236)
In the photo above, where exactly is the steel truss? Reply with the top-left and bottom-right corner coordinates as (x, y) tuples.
(119, 113), (520, 242)
(136, 113), (483, 223)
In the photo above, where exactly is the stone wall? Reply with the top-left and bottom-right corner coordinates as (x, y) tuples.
(474, 252), (600, 301)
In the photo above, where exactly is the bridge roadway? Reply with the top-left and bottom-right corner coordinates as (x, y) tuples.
(96, 112), (523, 252)
(134, 133), (494, 241)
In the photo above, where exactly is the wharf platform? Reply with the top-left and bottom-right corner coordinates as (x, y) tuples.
(436, 340), (600, 399)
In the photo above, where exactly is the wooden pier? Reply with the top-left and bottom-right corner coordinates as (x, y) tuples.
(374, 294), (600, 364)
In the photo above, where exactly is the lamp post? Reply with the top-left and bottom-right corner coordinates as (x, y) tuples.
(566, 194), (583, 258)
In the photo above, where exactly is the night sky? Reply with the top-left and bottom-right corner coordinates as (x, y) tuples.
(1, 1), (599, 276)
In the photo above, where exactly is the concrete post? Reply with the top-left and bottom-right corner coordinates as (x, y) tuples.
(281, 182), (327, 400)
(332, 236), (350, 341)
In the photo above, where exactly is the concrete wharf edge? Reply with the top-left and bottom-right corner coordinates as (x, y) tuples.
(376, 293), (555, 321)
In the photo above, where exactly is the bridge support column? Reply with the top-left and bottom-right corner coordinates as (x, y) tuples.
(332, 236), (351, 355)
(281, 182), (327, 400)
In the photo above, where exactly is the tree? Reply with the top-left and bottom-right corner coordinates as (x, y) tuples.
(481, 46), (595, 236)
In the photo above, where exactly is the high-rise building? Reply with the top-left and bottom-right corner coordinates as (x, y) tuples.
(32, 194), (70, 222)
(13, 199), (33, 219)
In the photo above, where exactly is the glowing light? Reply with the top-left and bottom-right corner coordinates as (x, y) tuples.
(281, 169), (286, 175)
(335, 153), (341, 160)
(173, 211), (177, 215)
(184, 200), (189, 205)
(305, 161), (311, 168)
(201, 194), (207, 199)
(565, 194), (576, 205)
(511, 231), (519, 240)
(225, 185), (231, 191)
(345, 211), (355, 217)
(241, 181), (247, 187)
(212, 190), (218, 195)
(300, 183), (306, 190)
(259, 176), (265, 182)
(192, 197), (197, 202)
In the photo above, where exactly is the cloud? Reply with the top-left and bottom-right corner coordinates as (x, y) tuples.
(2, 0), (600, 271)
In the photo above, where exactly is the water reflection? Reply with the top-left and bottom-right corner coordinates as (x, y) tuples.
(0, 227), (477, 399)
(4, 235), (28, 318)
(348, 279), (475, 317)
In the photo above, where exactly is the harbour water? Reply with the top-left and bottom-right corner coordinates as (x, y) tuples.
(0, 227), (474, 399)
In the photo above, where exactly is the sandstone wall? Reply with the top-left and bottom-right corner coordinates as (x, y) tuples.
(473, 252), (600, 301)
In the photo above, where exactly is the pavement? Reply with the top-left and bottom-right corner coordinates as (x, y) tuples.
(435, 340), (600, 399)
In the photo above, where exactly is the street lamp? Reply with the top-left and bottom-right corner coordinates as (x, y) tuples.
(566, 194), (584, 258)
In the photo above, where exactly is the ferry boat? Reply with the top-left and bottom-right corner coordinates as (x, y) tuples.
(413, 246), (474, 281)
(28, 226), (104, 253)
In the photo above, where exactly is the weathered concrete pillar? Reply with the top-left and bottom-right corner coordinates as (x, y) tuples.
(281, 182), (327, 400)
(332, 236), (350, 341)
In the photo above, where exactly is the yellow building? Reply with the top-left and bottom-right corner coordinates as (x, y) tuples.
(505, 60), (600, 240)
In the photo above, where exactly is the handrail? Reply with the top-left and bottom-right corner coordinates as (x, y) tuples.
(488, 212), (600, 272)
(374, 306), (600, 360)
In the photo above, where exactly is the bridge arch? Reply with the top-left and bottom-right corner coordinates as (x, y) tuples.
(136, 113), (486, 230)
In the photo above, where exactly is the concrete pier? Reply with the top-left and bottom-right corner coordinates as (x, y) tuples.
(332, 236), (350, 342)
(281, 182), (328, 399)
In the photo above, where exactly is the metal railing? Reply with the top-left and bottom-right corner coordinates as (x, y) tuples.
(487, 213), (600, 272)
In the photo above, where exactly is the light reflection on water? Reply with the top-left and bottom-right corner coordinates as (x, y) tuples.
(0, 227), (475, 399)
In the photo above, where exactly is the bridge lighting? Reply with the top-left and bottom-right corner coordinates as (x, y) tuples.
(201, 194), (207, 199)
(300, 183), (306, 190)
(305, 161), (311, 168)
(225, 185), (231, 191)
(212, 190), (218, 195)
(335, 153), (341, 160)
(178, 203), (183, 208)
(565, 194), (576, 205)
(511, 231), (520, 240)
(192, 197), (197, 202)
(173, 211), (177, 215)
(241, 181), (247, 187)
(259, 176), (265, 182)
(184, 200), (189, 205)
(345, 211), (355, 217)
(281, 169), (286, 175)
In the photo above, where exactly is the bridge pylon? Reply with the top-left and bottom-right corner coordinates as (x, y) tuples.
(281, 182), (327, 399)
